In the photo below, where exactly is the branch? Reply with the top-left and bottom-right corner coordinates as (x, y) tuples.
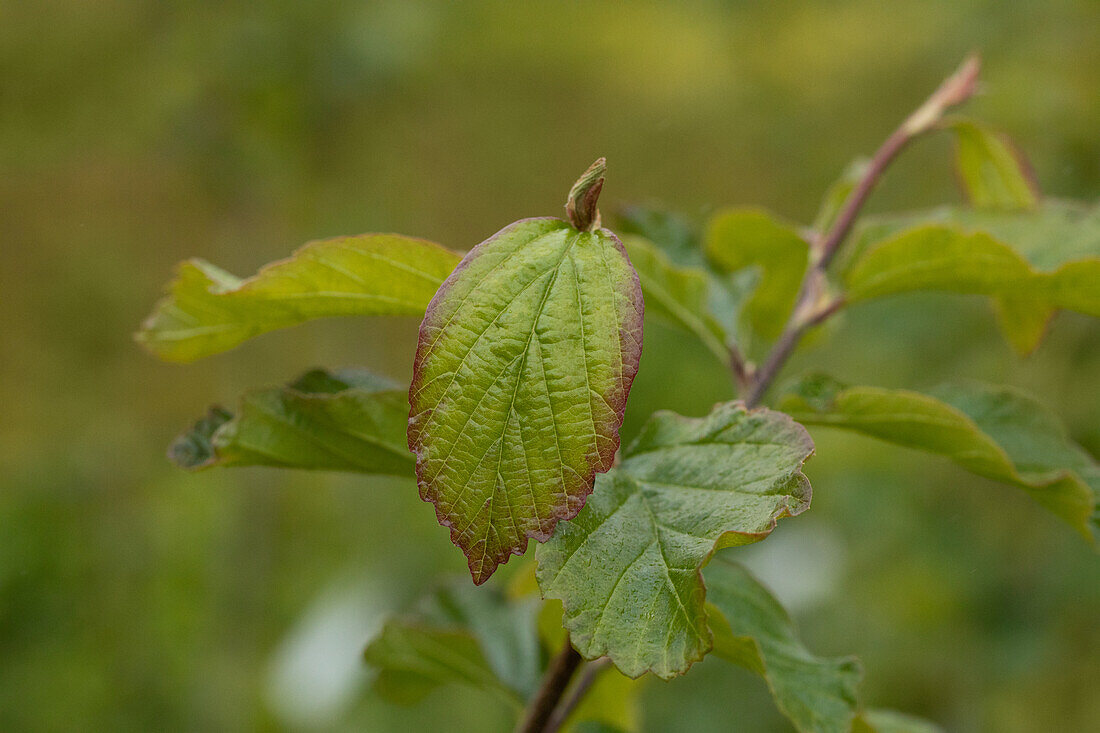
(544, 658), (612, 733)
(516, 638), (583, 733)
(743, 55), (981, 407)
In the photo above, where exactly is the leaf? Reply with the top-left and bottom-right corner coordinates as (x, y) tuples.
(363, 583), (540, 707)
(536, 402), (814, 679)
(169, 368), (413, 475)
(704, 558), (862, 733)
(616, 204), (703, 267)
(946, 118), (1038, 210)
(620, 235), (729, 366)
(408, 217), (644, 585)
(853, 709), (944, 733)
(365, 622), (514, 706)
(844, 224), (1100, 352)
(705, 208), (809, 340)
(812, 157), (870, 235)
(779, 375), (1098, 541)
(137, 234), (461, 362)
(843, 202), (1100, 353)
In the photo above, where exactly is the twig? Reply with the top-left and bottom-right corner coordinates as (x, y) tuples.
(544, 658), (613, 733)
(516, 638), (583, 733)
(742, 55), (981, 407)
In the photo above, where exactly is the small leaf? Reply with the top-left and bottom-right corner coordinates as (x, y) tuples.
(363, 583), (540, 707)
(137, 234), (461, 362)
(170, 368), (413, 475)
(536, 402), (814, 679)
(946, 118), (1038, 210)
(409, 217), (644, 584)
(705, 558), (862, 733)
(779, 376), (1098, 541)
(621, 235), (729, 366)
(705, 208), (809, 340)
(812, 157), (870, 235)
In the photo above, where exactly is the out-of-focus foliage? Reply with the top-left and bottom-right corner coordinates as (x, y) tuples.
(171, 368), (412, 474)
(3, 1), (1099, 731)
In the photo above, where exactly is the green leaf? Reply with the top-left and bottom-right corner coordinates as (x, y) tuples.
(705, 558), (862, 733)
(363, 583), (540, 707)
(169, 368), (413, 475)
(365, 622), (512, 706)
(843, 202), (1100, 353)
(536, 402), (814, 680)
(137, 234), (461, 362)
(409, 218), (644, 585)
(946, 118), (1038, 210)
(812, 157), (870, 235)
(705, 208), (809, 340)
(616, 204), (703, 267)
(779, 376), (1098, 541)
(620, 235), (729, 366)
(853, 709), (944, 733)
(844, 224), (1100, 351)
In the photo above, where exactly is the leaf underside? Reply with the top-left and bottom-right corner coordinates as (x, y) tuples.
(705, 559), (862, 733)
(408, 218), (644, 584)
(137, 233), (461, 362)
(536, 402), (814, 679)
(170, 368), (413, 475)
(780, 375), (1098, 541)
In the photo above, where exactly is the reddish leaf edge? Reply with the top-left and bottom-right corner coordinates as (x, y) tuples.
(407, 217), (645, 584)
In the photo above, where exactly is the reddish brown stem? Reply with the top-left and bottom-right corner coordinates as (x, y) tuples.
(742, 55), (980, 407)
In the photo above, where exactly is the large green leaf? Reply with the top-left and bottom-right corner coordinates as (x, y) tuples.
(137, 233), (461, 362)
(364, 584), (539, 707)
(705, 208), (809, 340)
(842, 202), (1100, 353)
(169, 368), (413, 475)
(946, 118), (1038, 210)
(536, 402), (814, 679)
(779, 375), (1098, 541)
(408, 218), (644, 585)
(621, 235), (729, 366)
(705, 558), (862, 733)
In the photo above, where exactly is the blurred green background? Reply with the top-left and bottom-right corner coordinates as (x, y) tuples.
(3, 1), (1098, 731)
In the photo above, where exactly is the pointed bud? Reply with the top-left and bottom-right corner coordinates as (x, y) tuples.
(566, 157), (606, 232)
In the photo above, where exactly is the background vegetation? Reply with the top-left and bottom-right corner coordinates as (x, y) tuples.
(2, 1), (1098, 730)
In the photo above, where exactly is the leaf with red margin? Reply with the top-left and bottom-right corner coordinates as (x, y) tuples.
(408, 217), (643, 584)
(535, 402), (814, 679)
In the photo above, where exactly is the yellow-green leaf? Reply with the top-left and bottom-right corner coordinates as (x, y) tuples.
(779, 375), (1098, 541)
(137, 234), (461, 362)
(843, 202), (1100, 353)
(946, 118), (1038, 210)
(408, 218), (644, 585)
(536, 402), (814, 680)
